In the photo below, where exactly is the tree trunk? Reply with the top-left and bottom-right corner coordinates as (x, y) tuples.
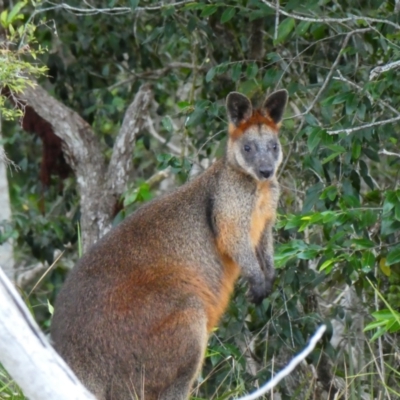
(17, 83), (152, 251)
(0, 116), (14, 281)
(0, 268), (97, 400)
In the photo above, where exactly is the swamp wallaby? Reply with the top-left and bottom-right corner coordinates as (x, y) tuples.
(51, 89), (288, 400)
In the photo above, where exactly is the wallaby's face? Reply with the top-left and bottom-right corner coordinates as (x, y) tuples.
(226, 90), (288, 181)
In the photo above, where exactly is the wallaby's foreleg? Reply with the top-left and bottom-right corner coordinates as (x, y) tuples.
(258, 224), (276, 289)
(216, 221), (269, 304)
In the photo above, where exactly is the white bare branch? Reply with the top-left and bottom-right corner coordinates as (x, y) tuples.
(0, 268), (96, 400)
(274, 0), (280, 41)
(145, 115), (182, 155)
(327, 114), (400, 135)
(38, 0), (193, 16)
(235, 325), (327, 400)
(370, 60), (400, 80)
(108, 63), (204, 90)
(379, 149), (400, 158)
(261, 0), (400, 30)
(107, 84), (153, 194)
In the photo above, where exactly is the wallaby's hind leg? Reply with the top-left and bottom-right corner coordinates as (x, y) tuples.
(158, 316), (208, 400)
(160, 374), (198, 400)
(159, 356), (204, 400)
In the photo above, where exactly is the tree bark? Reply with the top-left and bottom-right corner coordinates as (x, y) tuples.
(0, 268), (97, 400)
(0, 117), (14, 281)
(18, 83), (152, 251)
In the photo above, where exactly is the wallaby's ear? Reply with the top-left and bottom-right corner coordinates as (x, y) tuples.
(261, 89), (288, 124)
(226, 92), (253, 127)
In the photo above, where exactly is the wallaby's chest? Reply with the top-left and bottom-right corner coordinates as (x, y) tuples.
(249, 182), (276, 248)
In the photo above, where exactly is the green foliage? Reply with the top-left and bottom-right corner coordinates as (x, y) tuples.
(0, 365), (24, 400)
(0, 1), (47, 120)
(364, 279), (400, 341)
(2, 0), (400, 398)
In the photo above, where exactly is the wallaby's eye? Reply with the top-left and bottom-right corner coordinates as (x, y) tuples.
(244, 145), (251, 152)
(272, 143), (278, 151)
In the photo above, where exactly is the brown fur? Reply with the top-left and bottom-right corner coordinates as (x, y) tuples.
(228, 110), (278, 140)
(51, 89), (288, 400)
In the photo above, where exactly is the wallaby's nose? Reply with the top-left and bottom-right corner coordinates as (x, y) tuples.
(259, 168), (273, 179)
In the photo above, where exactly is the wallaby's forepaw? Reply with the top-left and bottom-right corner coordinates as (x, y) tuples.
(247, 278), (273, 304)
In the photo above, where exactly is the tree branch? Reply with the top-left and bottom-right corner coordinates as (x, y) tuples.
(235, 325), (327, 400)
(108, 62), (204, 91)
(0, 268), (96, 400)
(145, 115), (182, 155)
(18, 84), (110, 250)
(379, 149), (400, 158)
(327, 114), (400, 135)
(107, 84), (152, 195)
(369, 60), (400, 80)
(36, 0), (193, 17)
(287, 28), (371, 120)
(19, 84), (105, 178)
(261, 0), (400, 30)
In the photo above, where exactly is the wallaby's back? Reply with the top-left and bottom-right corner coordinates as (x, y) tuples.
(51, 89), (288, 400)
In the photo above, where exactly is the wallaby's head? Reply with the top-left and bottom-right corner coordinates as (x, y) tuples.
(226, 90), (288, 181)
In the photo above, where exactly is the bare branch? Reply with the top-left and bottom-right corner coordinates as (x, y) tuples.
(0, 268), (97, 400)
(333, 71), (400, 116)
(327, 114), (400, 135)
(106, 84), (152, 195)
(274, 0), (280, 41)
(145, 115), (182, 155)
(379, 149), (400, 158)
(40, 0), (193, 16)
(108, 63), (204, 91)
(261, 0), (400, 30)
(0, 145), (18, 170)
(15, 262), (48, 288)
(19, 84), (105, 177)
(146, 167), (172, 189)
(370, 59), (400, 80)
(235, 325), (327, 400)
(18, 84), (110, 249)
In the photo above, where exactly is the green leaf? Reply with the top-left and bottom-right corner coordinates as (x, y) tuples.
(246, 62), (258, 80)
(387, 246), (400, 266)
(47, 299), (54, 315)
(321, 152), (343, 164)
(307, 127), (322, 153)
(351, 238), (374, 249)
(221, 7), (236, 23)
(363, 148), (380, 162)
(320, 258), (336, 271)
(129, 0), (139, 10)
(206, 67), (216, 82)
(352, 141), (362, 160)
(295, 21), (311, 36)
(0, 10), (8, 28)
(7, 1), (26, 24)
(370, 327), (386, 341)
(177, 101), (190, 110)
(395, 203), (400, 221)
(161, 116), (173, 133)
(379, 258), (391, 277)
(200, 5), (218, 17)
(361, 251), (375, 270)
(231, 63), (242, 81)
(275, 18), (295, 45)
(345, 93), (358, 115)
